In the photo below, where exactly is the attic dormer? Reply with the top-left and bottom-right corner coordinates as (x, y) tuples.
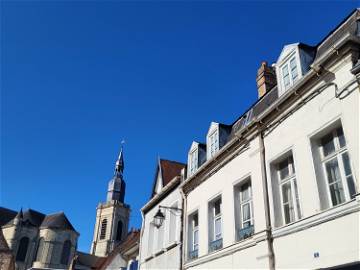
(275, 43), (316, 95)
(187, 141), (206, 178)
(206, 122), (231, 160)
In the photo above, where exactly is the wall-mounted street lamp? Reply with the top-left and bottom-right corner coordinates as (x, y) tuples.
(153, 205), (182, 228)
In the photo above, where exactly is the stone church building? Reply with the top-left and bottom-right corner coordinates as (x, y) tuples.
(0, 207), (78, 270)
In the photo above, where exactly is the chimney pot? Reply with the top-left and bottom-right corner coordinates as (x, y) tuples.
(256, 61), (277, 98)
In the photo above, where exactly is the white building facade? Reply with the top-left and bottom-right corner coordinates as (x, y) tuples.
(181, 9), (360, 270)
(138, 159), (186, 270)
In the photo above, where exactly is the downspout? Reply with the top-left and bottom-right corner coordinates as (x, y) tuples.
(258, 123), (275, 270)
(138, 210), (146, 270)
(180, 188), (187, 270)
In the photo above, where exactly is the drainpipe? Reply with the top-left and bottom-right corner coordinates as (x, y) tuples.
(180, 188), (187, 270)
(258, 124), (275, 270)
(138, 210), (146, 270)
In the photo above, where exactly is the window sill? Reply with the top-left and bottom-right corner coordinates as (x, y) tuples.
(273, 198), (359, 238)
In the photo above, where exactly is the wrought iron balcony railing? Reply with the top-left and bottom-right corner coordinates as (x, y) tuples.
(237, 225), (254, 241)
(188, 249), (198, 260)
(209, 238), (223, 252)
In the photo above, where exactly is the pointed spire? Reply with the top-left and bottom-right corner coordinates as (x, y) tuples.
(115, 147), (124, 176)
(13, 208), (23, 225)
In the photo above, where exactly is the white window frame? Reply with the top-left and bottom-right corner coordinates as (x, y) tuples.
(208, 130), (219, 158)
(212, 199), (222, 241)
(280, 54), (299, 92)
(319, 128), (355, 207)
(192, 214), (199, 252)
(239, 182), (253, 229)
(277, 155), (302, 225)
(189, 149), (198, 176)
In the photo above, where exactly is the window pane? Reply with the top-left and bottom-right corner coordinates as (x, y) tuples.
(321, 133), (335, 157)
(342, 152), (352, 176)
(281, 182), (291, 203)
(282, 65), (290, 88)
(193, 214), (198, 227)
(215, 218), (221, 239)
(346, 176), (356, 199)
(242, 203), (251, 221)
(283, 204), (291, 224)
(278, 159), (290, 180)
(290, 57), (298, 81)
(329, 182), (345, 206)
(193, 230), (198, 247)
(214, 200), (221, 216)
(325, 159), (341, 184)
(337, 127), (346, 148)
(293, 179), (302, 219)
(240, 183), (250, 201)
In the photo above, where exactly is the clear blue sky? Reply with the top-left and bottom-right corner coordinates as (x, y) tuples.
(1, 1), (358, 252)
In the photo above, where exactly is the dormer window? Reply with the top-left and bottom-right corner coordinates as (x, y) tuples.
(206, 122), (230, 160)
(281, 56), (298, 91)
(208, 130), (219, 158)
(276, 43), (316, 96)
(189, 149), (198, 176)
(187, 142), (207, 178)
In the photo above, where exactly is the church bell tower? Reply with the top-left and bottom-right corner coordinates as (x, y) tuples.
(91, 148), (130, 256)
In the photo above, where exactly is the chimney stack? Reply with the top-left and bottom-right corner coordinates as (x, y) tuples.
(256, 61), (277, 98)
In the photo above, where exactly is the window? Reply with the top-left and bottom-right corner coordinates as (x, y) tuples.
(271, 153), (301, 226)
(189, 149), (198, 176)
(60, 240), (71, 265)
(116, 220), (123, 241)
(239, 182), (253, 229)
(277, 155), (301, 224)
(188, 212), (199, 260)
(16, 237), (29, 262)
(100, 219), (107, 240)
(147, 223), (154, 256)
(168, 203), (178, 243)
(156, 215), (164, 251)
(234, 179), (254, 241)
(319, 127), (356, 207)
(281, 56), (298, 91)
(208, 130), (219, 158)
(209, 197), (222, 252)
(35, 238), (44, 262)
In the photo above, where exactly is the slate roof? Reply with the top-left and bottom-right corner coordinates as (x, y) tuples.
(40, 212), (76, 231)
(1, 207), (76, 232)
(0, 207), (17, 226)
(22, 209), (46, 227)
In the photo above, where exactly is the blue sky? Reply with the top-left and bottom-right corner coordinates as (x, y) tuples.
(1, 1), (358, 252)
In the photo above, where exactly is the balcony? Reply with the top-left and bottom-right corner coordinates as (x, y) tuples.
(188, 249), (198, 260)
(237, 225), (254, 241)
(209, 238), (223, 252)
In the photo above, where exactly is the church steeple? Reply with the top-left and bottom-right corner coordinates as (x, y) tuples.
(114, 147), (124, 176)
(91, 146), (131, 256)
(107, 148), (126, 203)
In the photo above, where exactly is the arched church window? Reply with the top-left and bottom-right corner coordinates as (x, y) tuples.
(16, 237), (29, 262)
(60, 240), (72, 265)
(35, 237), (45, 262)
(100, 219), (108, 240)
(116, 220), (123, 241)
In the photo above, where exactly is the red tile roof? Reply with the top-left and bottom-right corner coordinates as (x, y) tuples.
(151, 159), (186, 198)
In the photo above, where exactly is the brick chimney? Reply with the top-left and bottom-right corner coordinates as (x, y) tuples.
(256, 61), (277, 98)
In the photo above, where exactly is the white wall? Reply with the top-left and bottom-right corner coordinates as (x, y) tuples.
(139, 186), (182, 270)
(264, 54), (359, 269)
(184, 137), (270, 269)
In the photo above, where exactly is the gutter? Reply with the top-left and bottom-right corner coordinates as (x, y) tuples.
(180, 188), (187, 270)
